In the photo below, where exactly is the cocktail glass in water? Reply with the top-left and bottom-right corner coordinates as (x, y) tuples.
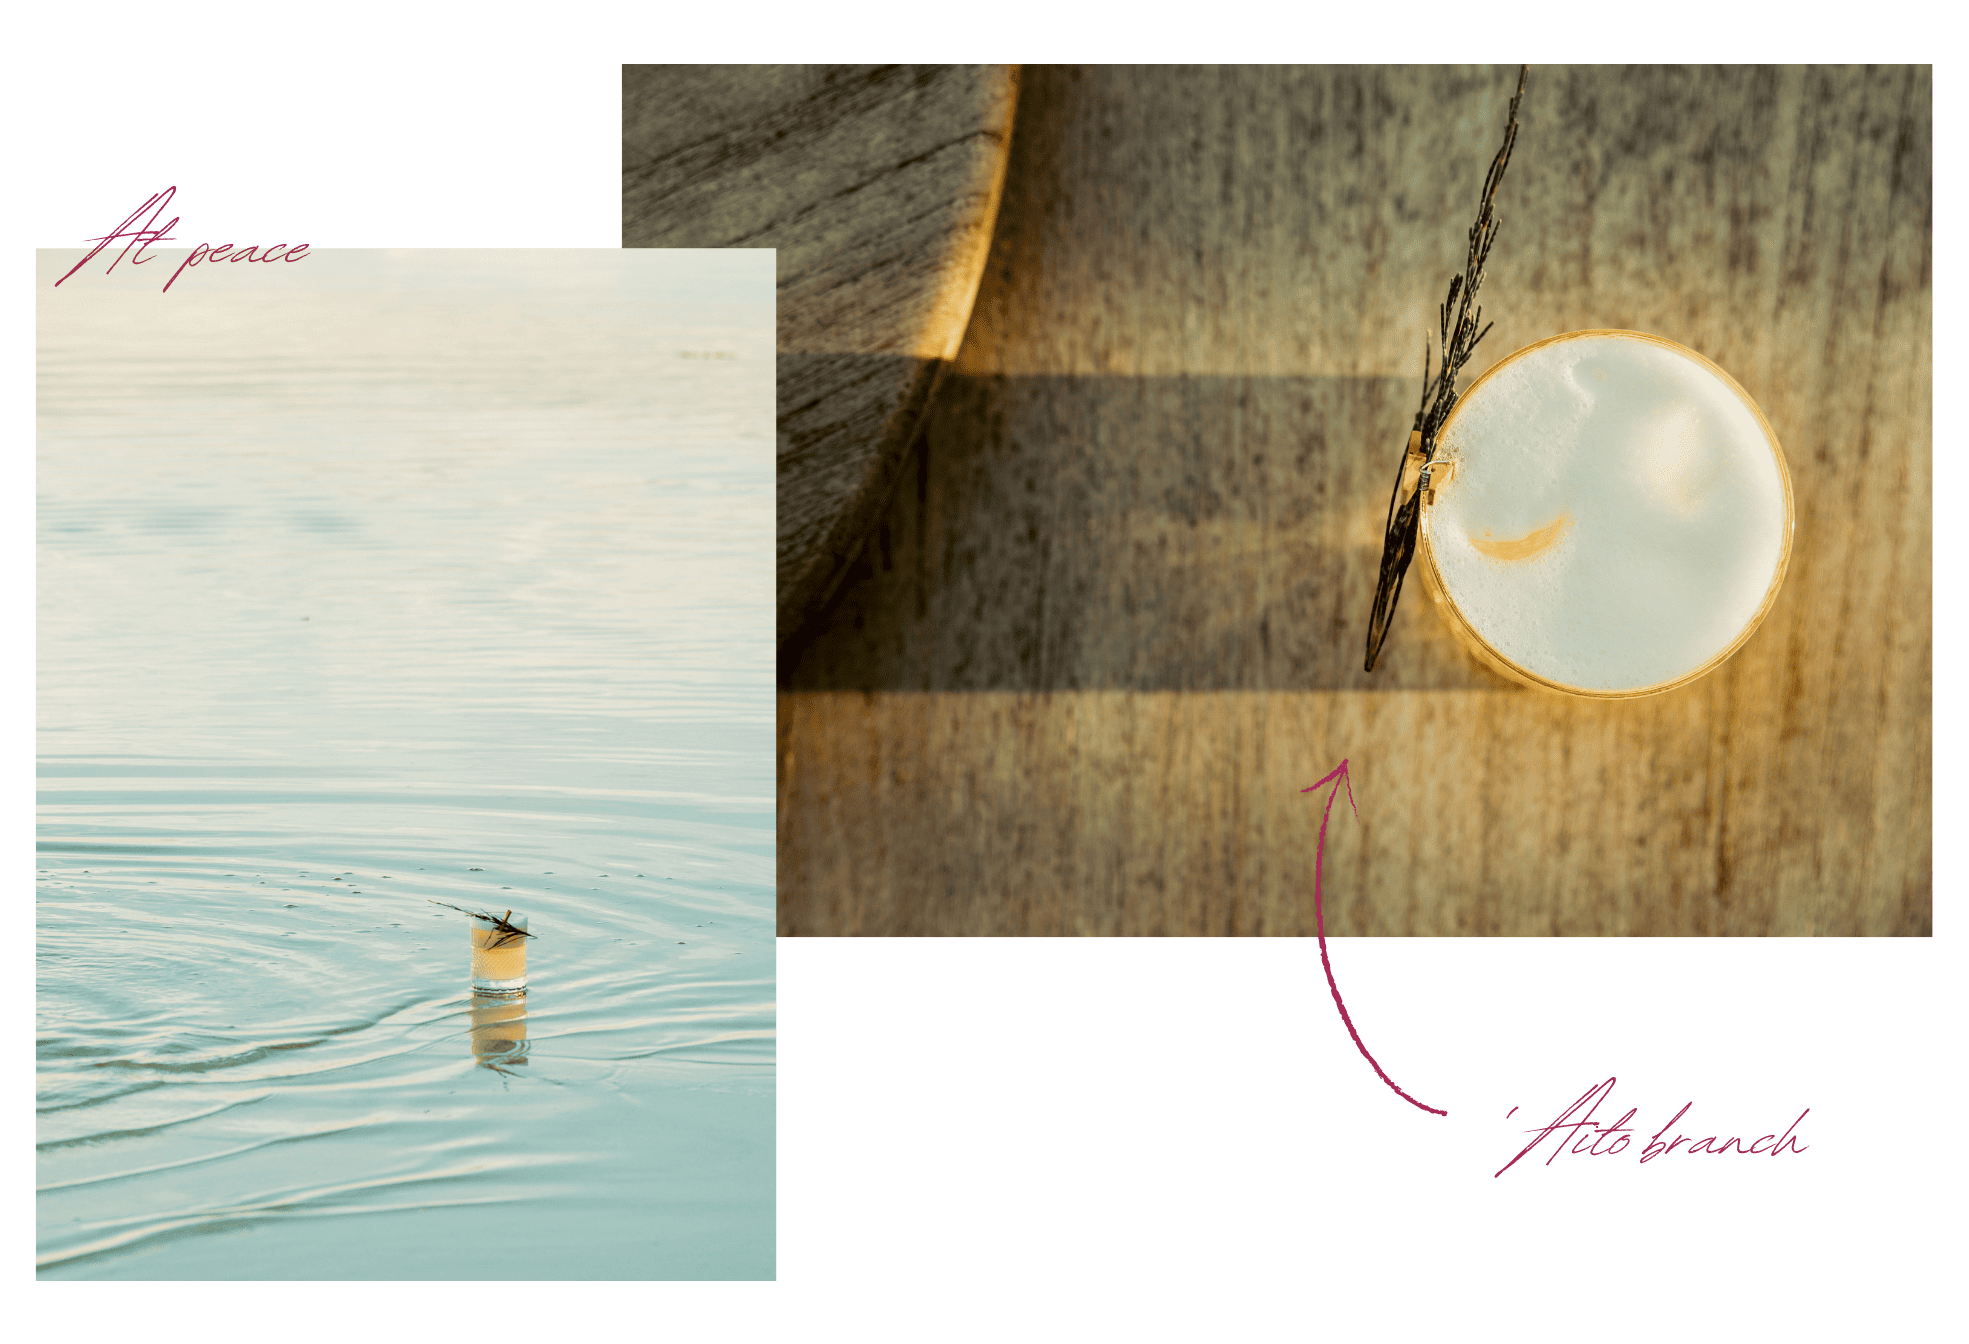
(469, 911), (528, 997)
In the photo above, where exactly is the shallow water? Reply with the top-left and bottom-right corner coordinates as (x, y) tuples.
(37, 249), (775, 1279)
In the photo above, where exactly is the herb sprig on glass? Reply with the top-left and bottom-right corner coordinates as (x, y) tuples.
(428, 899), (535, 948)
(1364, 65), (1528, 674)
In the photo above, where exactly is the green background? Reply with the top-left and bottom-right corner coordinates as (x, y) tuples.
(19, 23), (1953, 1344)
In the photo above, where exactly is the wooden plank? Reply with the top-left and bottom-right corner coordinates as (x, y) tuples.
(623, 64), (1018, 643)
(779, 65), (1931, 937)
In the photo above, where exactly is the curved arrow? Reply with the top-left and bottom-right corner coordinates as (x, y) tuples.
(1302, 760), (1448, 1117)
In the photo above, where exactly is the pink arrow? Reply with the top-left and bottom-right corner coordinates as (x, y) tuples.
(1303, 759), (1447, 1117)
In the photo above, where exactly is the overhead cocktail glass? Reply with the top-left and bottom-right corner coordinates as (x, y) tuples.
(1418, 329), (1793, 698)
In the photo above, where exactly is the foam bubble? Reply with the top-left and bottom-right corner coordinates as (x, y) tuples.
(1426, 332), (1788, 692)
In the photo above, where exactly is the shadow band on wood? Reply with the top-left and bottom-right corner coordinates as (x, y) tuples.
(777, 351), (947, 648)
(781, 372), (1526, 693)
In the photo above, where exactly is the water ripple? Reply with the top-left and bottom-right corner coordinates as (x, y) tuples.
(39, 249), (774, 1280)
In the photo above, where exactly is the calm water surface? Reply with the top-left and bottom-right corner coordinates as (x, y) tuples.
(37, 249), (775, 1279)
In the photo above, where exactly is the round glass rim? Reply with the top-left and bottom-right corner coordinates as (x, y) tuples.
(1418, 328), (1796, 700)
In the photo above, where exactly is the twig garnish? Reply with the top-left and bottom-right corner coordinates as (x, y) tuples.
(1365, 65), (1527, 673)
(428, 899), (535, 948)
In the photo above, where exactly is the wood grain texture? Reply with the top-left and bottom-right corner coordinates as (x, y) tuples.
(623, 64), (1018, 644)
(779, 65), (1931, 937)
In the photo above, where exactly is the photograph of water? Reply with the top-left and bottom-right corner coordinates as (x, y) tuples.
(36, 248), (775, 1279)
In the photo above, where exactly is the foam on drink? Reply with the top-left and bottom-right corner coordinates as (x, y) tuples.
(1422, 331), (1791, 695)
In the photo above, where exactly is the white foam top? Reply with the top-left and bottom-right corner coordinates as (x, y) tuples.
(1427, 332), (1788, 691)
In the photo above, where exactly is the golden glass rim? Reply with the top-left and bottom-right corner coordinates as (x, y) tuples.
(1418, 328), (1796, 700)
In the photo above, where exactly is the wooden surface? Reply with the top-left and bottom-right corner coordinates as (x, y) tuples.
(623, 65), (1018, 644)
(778, 65), (1931, 937)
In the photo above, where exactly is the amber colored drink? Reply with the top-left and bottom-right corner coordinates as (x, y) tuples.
(469, 913), (528, 994)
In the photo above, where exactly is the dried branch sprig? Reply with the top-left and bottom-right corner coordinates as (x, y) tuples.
(1365, 65), (1527, 674)
(428, 899), (536, 948)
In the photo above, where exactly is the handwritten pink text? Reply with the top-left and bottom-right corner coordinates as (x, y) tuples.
(54, 188), (310, 293)
(1495, 1077), (1809, 1176)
